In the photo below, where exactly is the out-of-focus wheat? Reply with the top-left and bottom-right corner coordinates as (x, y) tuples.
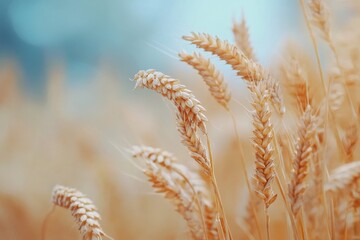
(232, 17), (257, 61)
(288, 106), (316, 216)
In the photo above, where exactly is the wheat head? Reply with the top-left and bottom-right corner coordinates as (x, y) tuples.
(133, 69), (208, 133)
(288, 106), (317, 216)
(183, 32), (285, 114)
(179, 51), (231, 110)
(250, 81), (277, 208)
(232, 17), (257, 61)
(52, 185), (108, 240)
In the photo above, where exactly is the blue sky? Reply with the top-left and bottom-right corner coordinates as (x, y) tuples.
(0, 0), (300, 94)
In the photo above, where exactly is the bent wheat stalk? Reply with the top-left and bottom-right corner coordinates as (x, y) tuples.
(133, 70), (210, 174)
(134, 69), (208, 133)
(133, 70), (231, 239)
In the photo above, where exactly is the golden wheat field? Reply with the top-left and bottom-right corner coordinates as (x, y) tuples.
(1, 0), (360, 239)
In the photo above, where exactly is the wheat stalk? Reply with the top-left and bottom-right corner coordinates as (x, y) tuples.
(288, 106), (317, 216)
(249, 81), (277, 208)
(183, 32), (285, 114)
(179, 51), (231, 110)
(232, 17), (257, 61)
(52, 185), (109, 240)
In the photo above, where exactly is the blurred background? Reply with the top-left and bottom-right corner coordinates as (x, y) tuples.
(0, 0), (302, 239)
(0, 0), (299, 95)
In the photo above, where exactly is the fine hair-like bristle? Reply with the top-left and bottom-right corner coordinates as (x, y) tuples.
(52, 185), (109, 240)
(179, 51), (231, 110)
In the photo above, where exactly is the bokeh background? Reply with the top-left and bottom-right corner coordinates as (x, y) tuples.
(0, 0), (304, 239)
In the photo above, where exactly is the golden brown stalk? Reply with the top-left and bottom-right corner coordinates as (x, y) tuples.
(130, 146), (219, 239)
(342, 124), (358, 162)
(179, 51), (231, 110)
(326, 162), (360, 194)
(52, 185), (110, 240)
(288, 106), (317, 216)
(232, 17), (257, 61)
(133, 69), (208, 133)
(183, 32), (285, 114)
(308, 0), (331, 42)
(250, 81), (277, 208)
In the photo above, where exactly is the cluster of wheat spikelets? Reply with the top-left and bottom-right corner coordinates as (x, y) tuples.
(128, 0), (360, 239)
(33, 0), (360, 239)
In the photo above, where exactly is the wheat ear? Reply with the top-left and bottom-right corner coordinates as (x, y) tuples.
(176, 113), (210, 175)
(183, 32), (265, 81)
(52, 185), (110, 240)
(179, 51), (231, 110)
(342, 124), (358, 162)
(130, 146), (219, 239)
(307, 0), (331, 42)
(281, 57), (310, 112)
(232, 17), (257, 61)
(249, 81), (277, 208)
(288, 106), (317, 216)
(183, 32), (285, 114)
(326, 162), (360, 193)
(133, 69), (207, 133)
(133, 70), (210, 173)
